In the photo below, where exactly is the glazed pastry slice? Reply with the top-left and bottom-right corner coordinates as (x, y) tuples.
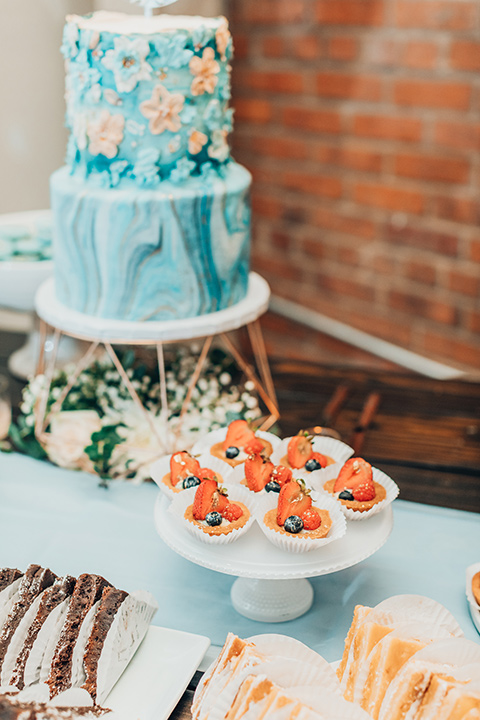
(7, 576), (76, 690)
(83, 589), (157, 705)
(0, 565), (56, 677)
(47, 574), (111, 698)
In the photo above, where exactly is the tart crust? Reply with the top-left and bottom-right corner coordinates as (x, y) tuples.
(263, 507), (332, 539)
(185, 502), (250, 536)
(472, 571), (480, 606)
(210, 439), (274, 467)
(323, 478), (386, 512)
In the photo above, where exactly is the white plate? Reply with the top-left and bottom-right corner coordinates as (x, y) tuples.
(154, 493), (393, 580)
(106, 625), (210, 720)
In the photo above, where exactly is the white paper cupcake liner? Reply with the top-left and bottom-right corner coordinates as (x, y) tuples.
(150, 452), (233, 500)
(286, 686), (371, 719)
(247, 633), (334, 673)
(169, 484), (256, 545)
(191, 426), (281, 458)
(254, 493), (346, 553)
(410, 637), (480, 666)
(370, 594), (463, 637)
(315, 465), (399, 521)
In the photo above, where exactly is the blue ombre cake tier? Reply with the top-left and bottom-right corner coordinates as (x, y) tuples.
(51, 163), (251, 321)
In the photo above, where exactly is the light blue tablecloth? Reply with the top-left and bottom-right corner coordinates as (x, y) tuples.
(0, 452), (478, 662)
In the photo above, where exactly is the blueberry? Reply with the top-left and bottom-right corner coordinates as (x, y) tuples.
(284, 515), (304, 534)
(305, 458), (322, 472)
(265, 481), (281, 493)
(183, 475), (201, 489)
(205, 511), (222, 526)
(225, 446), (240, 459)
(339, 490), (354, 501)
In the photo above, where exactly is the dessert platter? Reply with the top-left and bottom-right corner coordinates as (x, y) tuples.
(152, 421), (399, 621)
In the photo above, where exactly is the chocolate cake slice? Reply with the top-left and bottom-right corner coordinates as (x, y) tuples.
(0, 695), (111, 719)
(0, 570), (23, 629)
(0, 565), (56, 676)
(47, 574), (111, 698)
(7, 576), (76, 690)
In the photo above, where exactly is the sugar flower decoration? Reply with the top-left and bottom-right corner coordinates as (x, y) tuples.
(190, 48), (220, 96)
(102, 37), (152, 94)
(189, 130), (208, 155)
(171, 158), (196, 184)
(216, 19), (232, 61)
(208, 129), (229, 162)
(87, 110), (125, 159)
(140, 84), (184, 135)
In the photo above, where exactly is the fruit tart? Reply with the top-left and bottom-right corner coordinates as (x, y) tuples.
(256, 479), (346, 553)
(230, 452), (294, 494)
(192, 420), (280, 468)
(170, 479), (254, 544)
(272, 432), (353, 474)
(322, 458), (399, 520)
(151, 450), (231, 499)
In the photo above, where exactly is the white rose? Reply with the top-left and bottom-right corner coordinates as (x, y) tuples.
(44, 410), (101, 472)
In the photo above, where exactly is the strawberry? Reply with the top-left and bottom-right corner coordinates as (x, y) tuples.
(310, 452), (329, 468)
(301, 508), (322, 531)
(222, 503), (243, 522)
(244, 453), (275, 493)
(222, 419), (255, 452)
(192, 479), (218, 520)
(270, 465), (293, 487)
(170, 451), (201, 486)
(277, 479), (312, 526)
(287, 432), (314, 469)
(352, 482), (376, 502)
(244, 437), (265, 455)
(333, 458), (373, 493)
(198, 467), (218, 482)
(215, 488), (229, 515)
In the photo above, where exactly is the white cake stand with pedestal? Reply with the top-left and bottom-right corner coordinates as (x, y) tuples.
(154, 492), (393, 622)
(33, 274), (279, 466)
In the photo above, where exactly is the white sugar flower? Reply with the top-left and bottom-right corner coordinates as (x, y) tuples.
(102, 36), (152, 94)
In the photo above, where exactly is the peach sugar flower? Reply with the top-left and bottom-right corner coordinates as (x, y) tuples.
(189, 130), (208, 155)
(215, 20), (231, 61)
(189, 47), (220, 96)
(140, 84), (185, 135)
(87, 110), (125, 159)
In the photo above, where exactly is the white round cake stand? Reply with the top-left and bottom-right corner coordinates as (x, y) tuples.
(154, 493), (393, 622)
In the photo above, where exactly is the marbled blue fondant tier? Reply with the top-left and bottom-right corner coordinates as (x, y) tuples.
(51, 163), (251, 321)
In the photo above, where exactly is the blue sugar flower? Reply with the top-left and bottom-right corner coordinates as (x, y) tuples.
(170, 157), (196, 184)
(102, 36), (152, 94)
(153, 35), (193, 69)
(133, 148), (161, 187)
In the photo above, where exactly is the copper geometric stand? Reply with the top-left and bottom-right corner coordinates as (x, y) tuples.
(33, 274), (279, 473)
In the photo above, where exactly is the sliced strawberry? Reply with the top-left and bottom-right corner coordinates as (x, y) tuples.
(244, 437), (265, 455)
(215, 488), (229, 514)
(301, 508), (322, 531)
(198, 467), (218, 482)
(170, 451), (201, 486)
(244, 453), (275, 493)
(333, 458), (373, 493)
(222, 503), (243, 522)
(192, 479), (218, 520)
(222, 419), (255, 452)
(270, 465), (293, 487)
(287, 432), (314, 469)
(310, 451), (329, 469)
(277, 479), (312, 526)
(352, 482), (376, 502)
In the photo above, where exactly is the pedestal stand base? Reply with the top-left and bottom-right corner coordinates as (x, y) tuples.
(231, 578), (314, 622)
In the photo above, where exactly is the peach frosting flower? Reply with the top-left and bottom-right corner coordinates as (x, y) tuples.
(189, 129), (208, 155)
(215, 20), (231, 61)
(87, 110), (125, 159)
(190, 47), (220, 96)
(140, 84), (185, 135)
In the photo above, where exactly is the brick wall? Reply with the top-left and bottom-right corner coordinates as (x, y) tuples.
(227, 0), (480, 372)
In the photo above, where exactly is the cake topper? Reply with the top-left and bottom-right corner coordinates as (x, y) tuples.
(130, 0), (178, 16)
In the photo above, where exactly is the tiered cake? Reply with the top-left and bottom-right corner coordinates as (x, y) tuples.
(51, 12), (251, 322)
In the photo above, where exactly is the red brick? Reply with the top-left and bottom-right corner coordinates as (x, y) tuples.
(283, 107), (342, 134)
(352, 114), (422, 142)
(314, 142), (382, 173)
(385, 224), (458, 257)
(394, 1), (476, 30)
(403, 260), (437, 286)
(313, 207), (376, 239)
(317, 0), (385, 26)
(233, 34), (249, 60)
(248, 135), (308, 160)
(292, 35), (323, 60)
(235, 0), (307, 23)
(282, 171), (343, 199)
(234, 98), (272, 123)
(251, 193), (283, 219)
(394, 80), (471, 110)
(466, 311), (480, 334)
(302, 237), (326, 260)
(448, 271), (480, 297)
(422, 332), (480, 370)
(253, 254), (300, 281)
(404, 41), (438, 70)
(433, 195), (480, 225)
(271, 231), (292, 251)
(235, 69), (305, 94)
(354, 182), (425, 214)
(450, 41), (480, 71)
(395, 153), (470, 184)
(313, 272), (376, 302)
(469, 239), (480, 262)
(435, 121), (480, 152)
(328, 36), (358, 61)
(316, 72), (382, 101)
(371, 254), (398, 276)
(388, 291), (458, 326)
(262, 36), (285, 58)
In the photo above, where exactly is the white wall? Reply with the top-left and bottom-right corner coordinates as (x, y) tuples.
(0, 0), (223, 214)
